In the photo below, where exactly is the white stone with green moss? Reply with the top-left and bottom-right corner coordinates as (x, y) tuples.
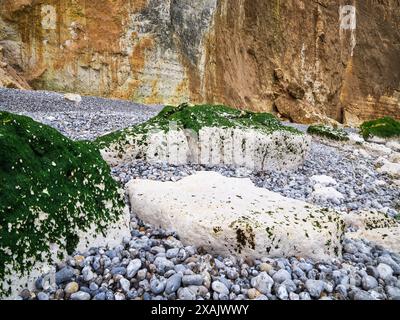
(96, 104), (311, 171)
(0, 111), (130, 299)
(127, 171), (346, 262)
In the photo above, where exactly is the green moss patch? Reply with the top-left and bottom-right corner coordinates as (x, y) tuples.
(0, 111), (125, 297)
(95, 103), (302, 150)
(307, 125), (349, 142)
(360, 117), (400, 140)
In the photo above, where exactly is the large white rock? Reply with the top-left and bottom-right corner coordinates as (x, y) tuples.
(386, 141), (400, 152)
(102, 127), (311, 171)
(127, 172), (344, 262)
(310, 175), (337, 187)
(3, 206), (130, 300)
(377, 161), (400, 178)
(63, 93), (82, 103)
(312, 185), (344, 203)
(343, 211), (400, 254)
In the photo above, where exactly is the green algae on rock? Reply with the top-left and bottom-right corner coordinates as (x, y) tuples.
(0, 111), (128, 298)
(307, 125), (349, 142)
(96, 103), (311, 171)
(360, 117), (400, 140)
(95, 103), (301, 148)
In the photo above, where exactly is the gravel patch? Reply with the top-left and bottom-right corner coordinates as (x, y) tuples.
(0, 88), (163, 140)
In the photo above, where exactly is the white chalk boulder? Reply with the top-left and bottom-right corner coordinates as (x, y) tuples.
(102, 127), (311, 171)
(344, 211), (400, 254)
(127, 172), (345, 262)
(63, 93), (82, 104)
(98, 104), (311, 171)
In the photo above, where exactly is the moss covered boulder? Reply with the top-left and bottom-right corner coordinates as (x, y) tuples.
(0, 111), (130, 298)
(360, 117), (400, 140)
(307, 125), (349, 142)
(96, 103), (311, 171)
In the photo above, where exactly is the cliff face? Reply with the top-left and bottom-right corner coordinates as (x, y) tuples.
(0, 0), (399, 124)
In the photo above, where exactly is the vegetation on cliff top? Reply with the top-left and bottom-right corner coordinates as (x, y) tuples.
(95, 103), (302, 149)
(360, 117), (400, 140)
(0, 111), (125, 297)
(307, 125), (350, 142)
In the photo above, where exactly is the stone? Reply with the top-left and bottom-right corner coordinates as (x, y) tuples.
(150, 277), (165, 295)
(310, 175), (337, 187)
(82, 266), (95, 282)
(377, 263), (394, 281)
(251, 272), (274, 295)
(182, 275), (204, 286)
(64, 93), (82, 104)
(166, 248), (180, 259)
(94, 292), (106, 301)
(120, 278), (131, 293)
(126, 259), (142, 279)
(344, 211), (400, 255)
(137, 269), (148, 281)
(387, 141), (400, 152)
(366, 266), (380, 279)
(111, 267), (127, 276)
(70, 291), (91, 301)
(128, 172), (345, 262)
(353, 290), (374, 301)
(154, 257), (175, 274)
(362, 276), (378, 291)
(165, 273), (182, 294)
(37, 292), (49, 300)
(281, 279), (297, 293)
(114, 292), (126, 300)
(299, 292), (312, 300)
(56, 267), (75, 285)
(247, 288), (261, 299)
(65, 282), (79, 294)
(377, 160), (400, 178)
(89, 283), (99, 291)
(258, 263), (273, 273)
(312, 185), (344, 203)
(336, 284), (348, 298)
(386, 286), (400, 299)
(272, 269), (291, 283)
(177, 287), (196, 300)
(289, 292), (300, 300)
(378, 256), (400, 274)
(305, 280), (325, 298)
(211, 281), (229, 295)
(276, 285), (289, 300)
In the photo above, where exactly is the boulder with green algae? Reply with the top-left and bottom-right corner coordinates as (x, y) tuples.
(0, 111), (130, 298)
(360, 117), (400, 140)
(96, 103), (311, 171)
(307, 125), (349, 142)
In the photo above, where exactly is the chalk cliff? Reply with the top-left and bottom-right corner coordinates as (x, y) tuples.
(0, 0), (399, 124)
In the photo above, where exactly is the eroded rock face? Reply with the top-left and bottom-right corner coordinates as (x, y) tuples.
(127, 171), (345, 262)
(0, 45), (30, 89)
(1, 1), (399, 123)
